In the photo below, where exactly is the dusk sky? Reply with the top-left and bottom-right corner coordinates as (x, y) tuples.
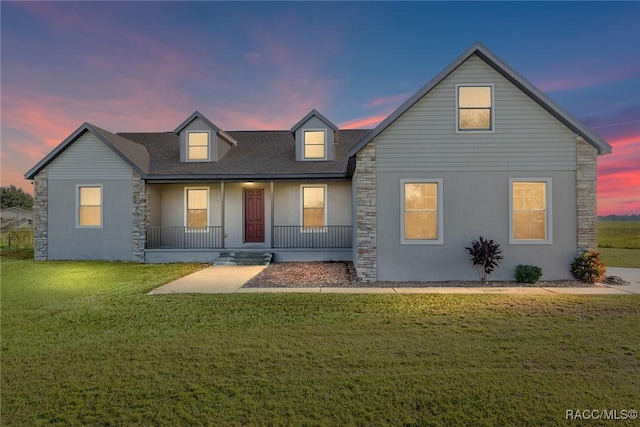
(1, 1), (638, 215)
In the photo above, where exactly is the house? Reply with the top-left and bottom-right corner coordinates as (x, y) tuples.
(25, 42), (611, 281)
(0, 207), (34, 231)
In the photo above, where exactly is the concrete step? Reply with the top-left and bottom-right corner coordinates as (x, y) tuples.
(214, 252), (272, 266)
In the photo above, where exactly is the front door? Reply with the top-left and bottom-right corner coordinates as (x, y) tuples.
(244, 188), (265, 243)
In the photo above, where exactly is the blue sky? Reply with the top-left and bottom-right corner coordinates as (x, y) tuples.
(1, 1), (639, 214)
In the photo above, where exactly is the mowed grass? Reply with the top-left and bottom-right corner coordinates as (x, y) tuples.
(2, 260), (639, 426)
(598, 221), (640, 268)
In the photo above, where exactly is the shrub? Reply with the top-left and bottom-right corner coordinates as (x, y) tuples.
(570, 250), (606, 284)
(0, 248), (34, 260)
(465, 236), (503, 282)
(515, 264), (543, 284)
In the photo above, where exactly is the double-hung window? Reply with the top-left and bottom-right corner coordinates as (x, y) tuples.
(301, 185), (326, 230)
(187, 132), (210, 161)
(510, 179), (552, 243)
(77, 185), (102, 228)
(303, 130), (326, 159)
(401, 179), (443, 244)
(457, 85), (493, 131)
(185, 187), (209, 229)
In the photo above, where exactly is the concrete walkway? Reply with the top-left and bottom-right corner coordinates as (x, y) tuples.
(149, 265), (267, 294)
(149, 266), (640, 295)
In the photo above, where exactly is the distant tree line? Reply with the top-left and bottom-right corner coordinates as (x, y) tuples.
(598, 214), (640, 221)
(1, 185), (34, 210)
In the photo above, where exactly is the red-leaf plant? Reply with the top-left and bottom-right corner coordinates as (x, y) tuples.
(465, 236), (504, 282)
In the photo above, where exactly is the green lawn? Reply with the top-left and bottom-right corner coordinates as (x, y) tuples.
(598, 221), (640, 268)
(2, 260), (639, 426)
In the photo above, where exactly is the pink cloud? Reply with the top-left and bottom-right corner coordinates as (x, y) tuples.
(596, 133), (640, 215)
(339, 114), (387, 130)
(536, 65), (640, 92)
(365, 92), (410, 108)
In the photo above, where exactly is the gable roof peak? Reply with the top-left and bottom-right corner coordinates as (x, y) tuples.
(348, 42), (611, 156)
(291, 109), (338, 133)
(173, 111), (222, 135)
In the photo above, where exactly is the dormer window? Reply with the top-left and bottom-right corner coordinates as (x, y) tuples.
(303, 130), (326, 159)
(187, 131), (210, 161)
(457, 85), (493, 131)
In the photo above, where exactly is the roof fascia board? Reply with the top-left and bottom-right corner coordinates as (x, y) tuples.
(24, 123), (147, 179)
(86, 124), (148, 177)
(474, 48), (611, 154)
(218, 129), (239, 146)
(291, 109), (339, 133)
(347, 44), (477, 157)
(25, 124), (91, 179)
(349, 42), (611, 156)
(145, 173), (347, 181)
(173, 111), (221, 134)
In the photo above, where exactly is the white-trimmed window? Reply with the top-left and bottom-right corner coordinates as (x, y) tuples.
(303, 130), (326, 159)
(187, 131), (210, 161)
(401, 179), (443, 245)
(184, 187), (209, 229)
(301, 185), (326, 230)
(77, 185), (102, 228)
(510, 178), (552, 244)
(456, 85), (493, 131)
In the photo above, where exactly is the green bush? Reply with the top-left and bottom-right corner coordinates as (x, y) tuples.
(515, 265), (543, 284)
(570, 250), (606, 283)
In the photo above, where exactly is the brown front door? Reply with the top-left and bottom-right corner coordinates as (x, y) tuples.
(244, 188), (265, 243)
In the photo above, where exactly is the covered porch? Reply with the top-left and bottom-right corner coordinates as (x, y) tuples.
(143, 180), (353, 262)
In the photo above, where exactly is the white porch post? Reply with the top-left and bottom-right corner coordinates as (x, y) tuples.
(270, 180), (274, 248)
(221, 181), (225, 249)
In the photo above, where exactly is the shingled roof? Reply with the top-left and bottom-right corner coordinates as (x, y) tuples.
(118, 129), (369, 180)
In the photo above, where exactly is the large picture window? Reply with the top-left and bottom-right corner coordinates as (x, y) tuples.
(187, 132), (210, 161)
(77, 185), (102, 227)
(301, 185), (326, 230)
(303, 130), (326, 159)
(457, 85), (493, 131)
(510, 179), (552, 243)
(185, 187), (209, 228)
(401, 179), (443, 244)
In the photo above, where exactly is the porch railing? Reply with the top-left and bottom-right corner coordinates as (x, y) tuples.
(146, 225), (352, 249)
(146, 226), (223, 249)
(273, 225), (352, 248)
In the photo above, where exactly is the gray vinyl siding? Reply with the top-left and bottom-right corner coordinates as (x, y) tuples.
(294, 116), (336, 161)
(375, 55), (578, 172)
(45, 131), (135, 260)
(47, 133), (133, 179)
(376, 171), (577, 281)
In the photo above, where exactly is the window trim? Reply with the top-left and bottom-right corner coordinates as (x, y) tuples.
(509, 178), (553, 244)
(184, 186), (210, 230)
(400, 179), (444, 245)
(455, 84), (495, 133)
(302, 129), (327, 160)
(76, 184), (103, 229)
(300, 184), (328, 232)
(186, 131), (211, 162)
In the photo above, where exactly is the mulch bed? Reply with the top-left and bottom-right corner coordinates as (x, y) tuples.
(241, 262), (597, 288)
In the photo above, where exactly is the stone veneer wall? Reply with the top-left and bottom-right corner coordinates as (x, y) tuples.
(576, 138), (598, 251)
(355, 140), (377, 281)
(132, 170), (149, 262)
(33, 170), (48, 260)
